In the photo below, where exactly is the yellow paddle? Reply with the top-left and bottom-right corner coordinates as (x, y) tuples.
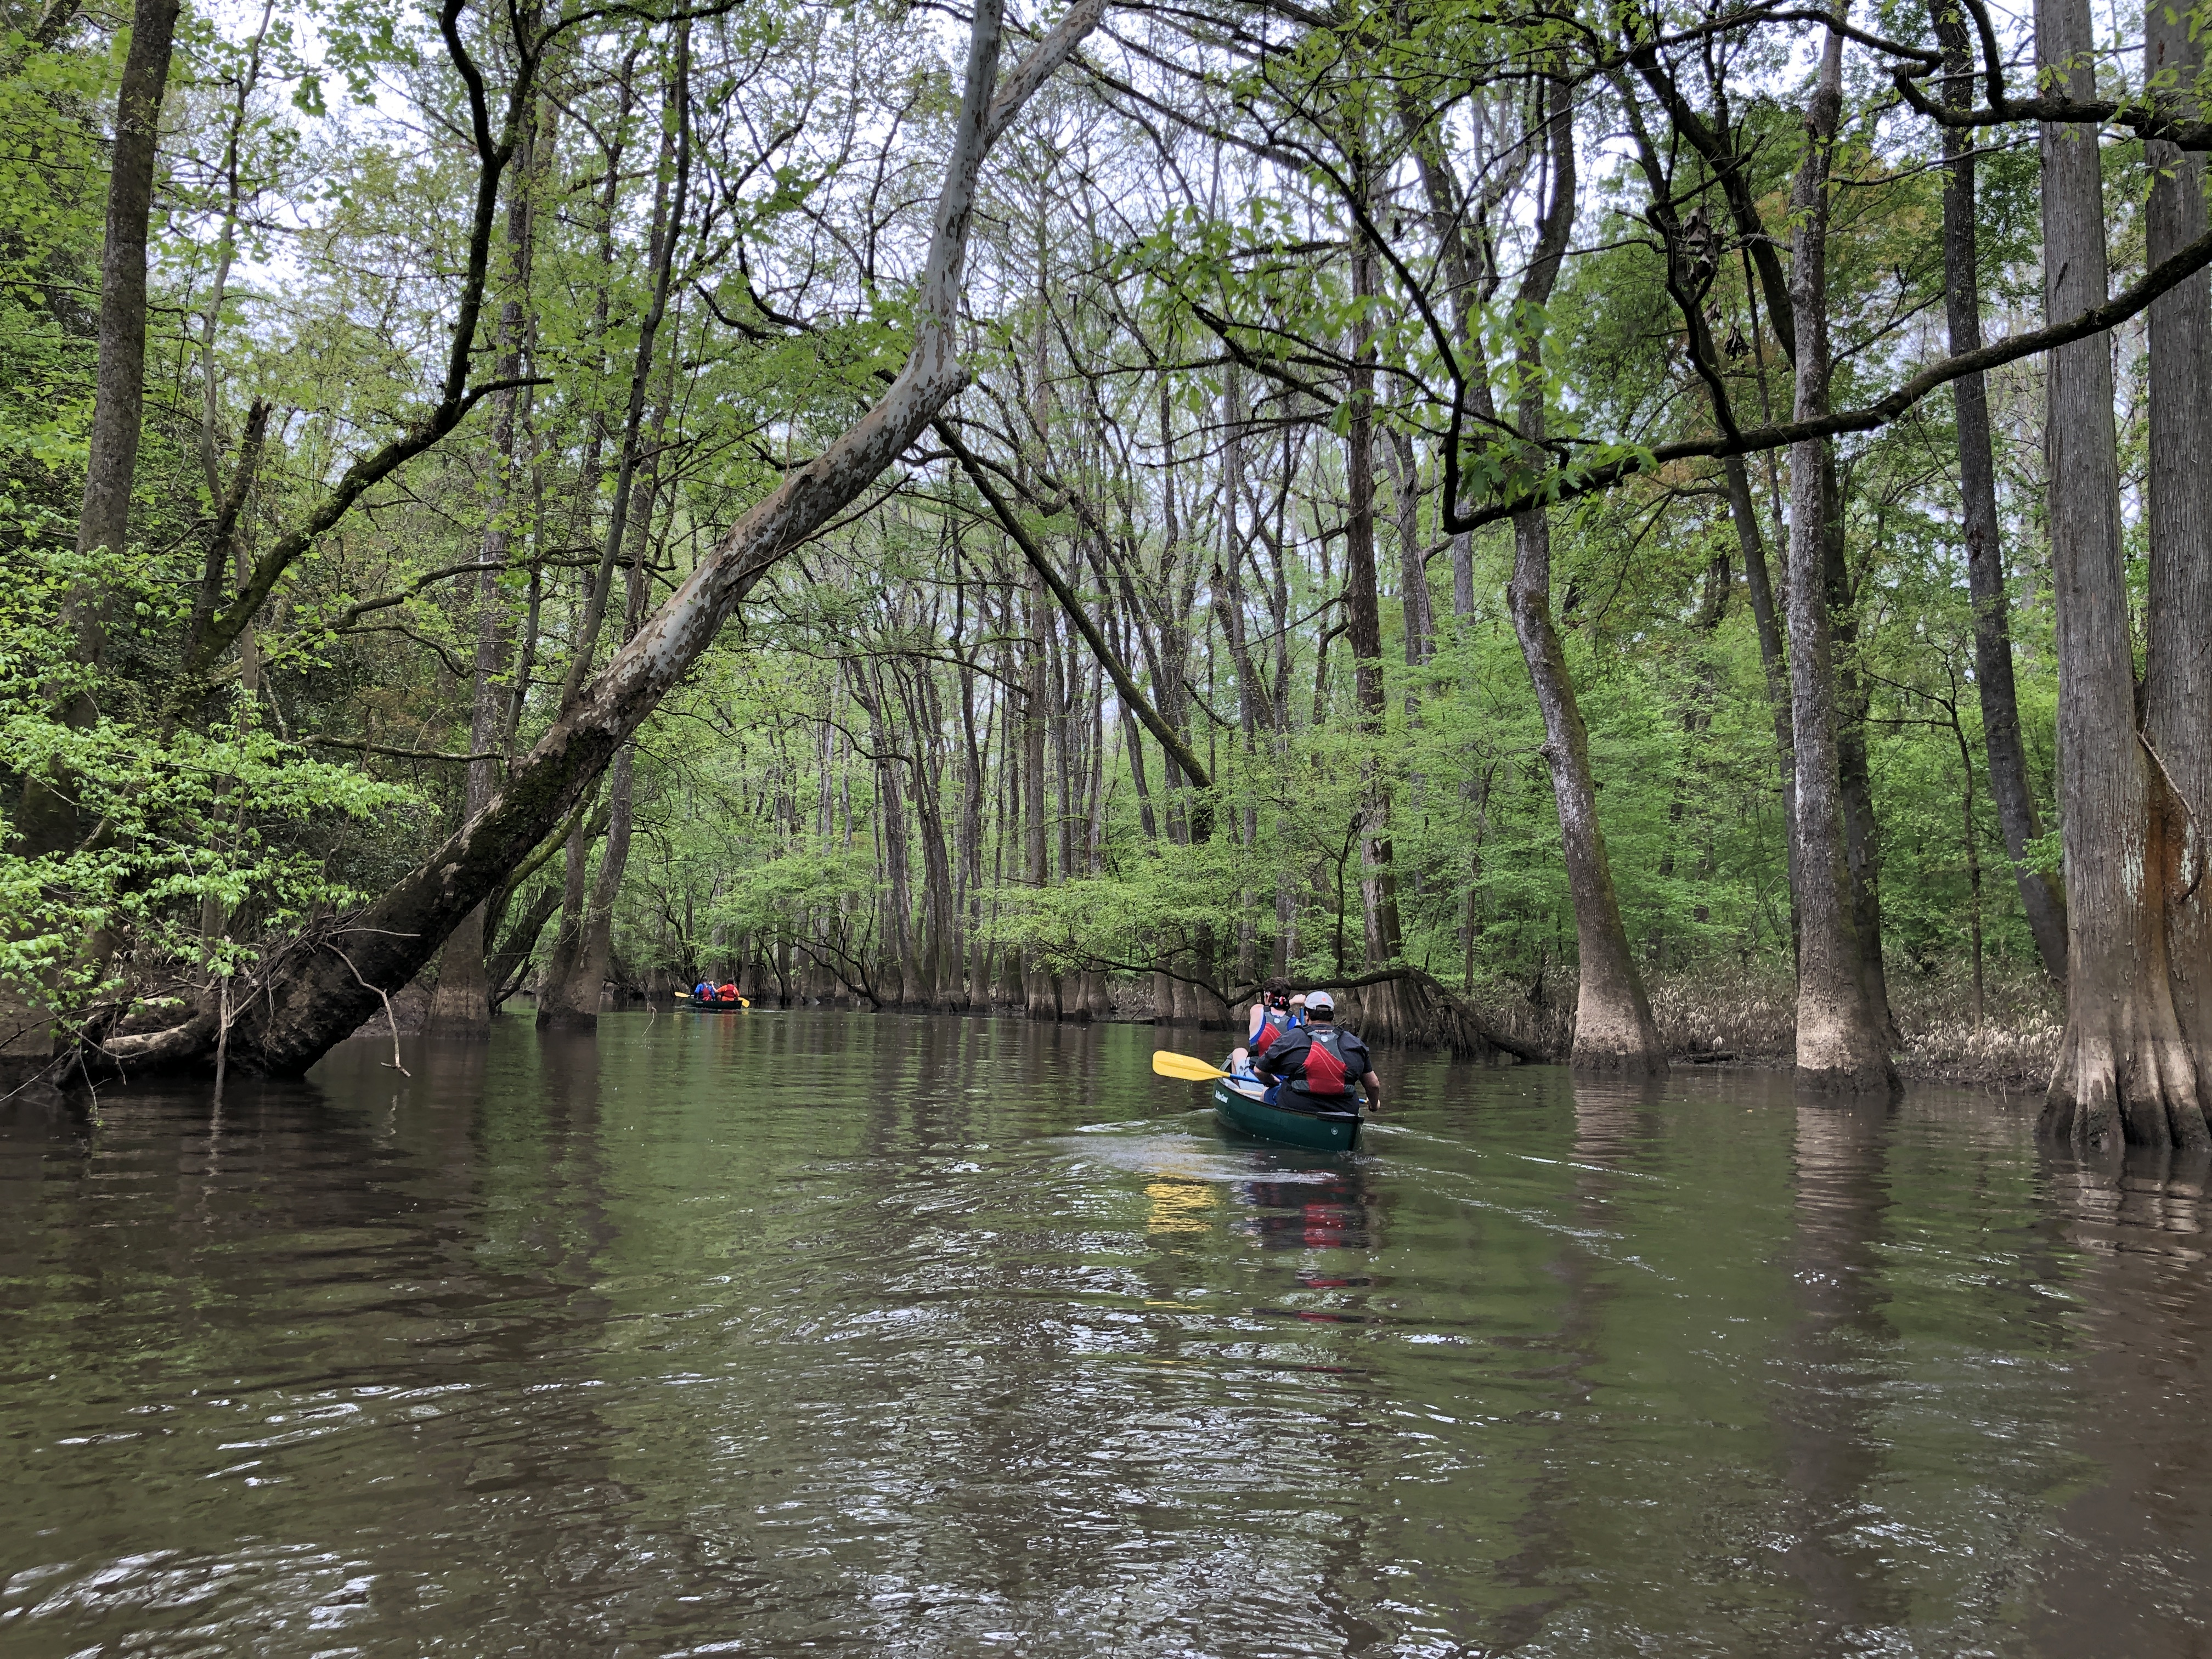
(1152, 1050), (1235, 1082)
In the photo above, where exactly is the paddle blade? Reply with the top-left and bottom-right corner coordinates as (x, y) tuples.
(1152, 1049), (1229, 1082)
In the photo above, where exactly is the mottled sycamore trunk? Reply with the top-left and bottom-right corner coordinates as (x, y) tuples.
(2038, 0), (2205, 1148)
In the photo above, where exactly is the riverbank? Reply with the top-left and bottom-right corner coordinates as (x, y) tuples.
(1463, 962), (2062, 1094)
(394, 959), (2064, 1096)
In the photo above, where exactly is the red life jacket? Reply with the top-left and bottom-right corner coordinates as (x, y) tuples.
(1290, 1027), (1352, 1096)
(1250, 1007), (1291, 1059)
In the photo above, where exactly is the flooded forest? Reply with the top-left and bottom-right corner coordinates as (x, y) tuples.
(4, 0), (2211, 1145)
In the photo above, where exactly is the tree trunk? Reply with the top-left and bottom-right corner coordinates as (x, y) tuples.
(1385, 427), (1434, 676)
(487, 883), (562, 1011)
(1729, 455), (1803, 953)
(1508, 518), (1663, 1072)
(861, 663), (917, 1006)
(1344, 220), (1409, 1039)
(542, 745), (634, 1030)
(15, 0), (181, 859)
(1499, 82), (1664, 1072)
(958, 645), (988, 1009)
(1022, 573), (1056, 1018)
(1823, 462), (1898, 1045)
(2036, 0), (2203, 1147)
(1934, 5), (2069, 984)
(2144, 0), (2212, 1071)
(1784, 20), (1896, 1094)
(558, 25), (690, 712)
(904, 665), (958, 1009)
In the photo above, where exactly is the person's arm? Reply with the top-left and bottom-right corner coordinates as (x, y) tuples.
(1249, 1003), (1267, 1040)
(1257, 1034), (1300, 1080)
(1361, 1070), (1384, 1112)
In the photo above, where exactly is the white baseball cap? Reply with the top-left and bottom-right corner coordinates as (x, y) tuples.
(1304, 990), (1335, 1012)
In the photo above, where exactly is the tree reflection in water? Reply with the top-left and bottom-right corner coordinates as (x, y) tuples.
(2030, 1143), (2212, 1655)
(1775, 1096), (1906, 1646)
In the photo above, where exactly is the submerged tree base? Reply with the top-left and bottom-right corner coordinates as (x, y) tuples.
(1568, 988), (1668, 1075)
(2041, 1001), (2208, 1150)
(1792, 988), (1901, 1096)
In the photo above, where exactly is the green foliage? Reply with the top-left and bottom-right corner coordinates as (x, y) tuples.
(0, 0), (2109, 1047)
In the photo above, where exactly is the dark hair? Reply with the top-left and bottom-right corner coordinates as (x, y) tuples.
(1260, 975), (1292, 1008)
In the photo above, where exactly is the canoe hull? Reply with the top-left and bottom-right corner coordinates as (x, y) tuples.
(1212, 1077), (1362, 1152)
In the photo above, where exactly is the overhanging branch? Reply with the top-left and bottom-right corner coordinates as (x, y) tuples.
(1446, 215), (2212, 529)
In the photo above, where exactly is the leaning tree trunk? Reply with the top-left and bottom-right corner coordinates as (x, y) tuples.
(2038, 0), (2205, 1148)
(102, 0), (1105, 1078)
(1936, 2), (2069, 984)
(1499, 81), (1664, 1073)
(2144, 0), (2212, 1072)
(1783, 20), (1895, 1093)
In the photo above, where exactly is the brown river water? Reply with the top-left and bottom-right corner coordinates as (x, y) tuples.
(3, 1010), (2210, 1657)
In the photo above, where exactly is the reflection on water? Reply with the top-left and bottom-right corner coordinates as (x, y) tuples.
(4, 1014), (2212, 1656)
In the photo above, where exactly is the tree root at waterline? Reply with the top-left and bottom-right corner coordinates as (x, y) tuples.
(1327, 967), (1545, 1064)
(2041, 1000), (2209, 1150)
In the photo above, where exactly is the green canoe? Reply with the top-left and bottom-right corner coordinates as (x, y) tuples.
(1212, 1074), (1363, 1152)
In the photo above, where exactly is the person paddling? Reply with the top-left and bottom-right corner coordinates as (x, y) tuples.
(1255, 990), (1384, 1114)
(1229, 977), (1297, 1073)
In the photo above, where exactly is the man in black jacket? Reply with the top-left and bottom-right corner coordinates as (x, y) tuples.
(1256, 990), (1384, 1113)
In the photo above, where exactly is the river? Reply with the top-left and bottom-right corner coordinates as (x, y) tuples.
(2, 1011), (2208, 1656)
